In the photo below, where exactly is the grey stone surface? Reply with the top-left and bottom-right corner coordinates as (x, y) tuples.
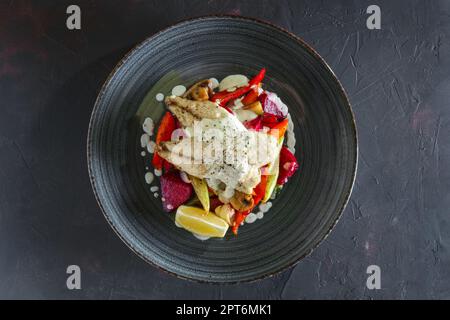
(0, 0), (449, 299)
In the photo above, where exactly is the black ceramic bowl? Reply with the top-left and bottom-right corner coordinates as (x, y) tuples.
(88, 16), (357, 283)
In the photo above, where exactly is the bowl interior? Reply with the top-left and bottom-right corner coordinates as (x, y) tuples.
(88, 16), (357, 282)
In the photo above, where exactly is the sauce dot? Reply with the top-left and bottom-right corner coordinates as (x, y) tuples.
(171, 85), (186, 96)
(145, 172), (154, 184)
(155, 93), (164, 102)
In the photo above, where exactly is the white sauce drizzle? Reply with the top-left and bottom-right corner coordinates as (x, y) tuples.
(193, 233), (211, 241)
(235, 109), (258, 122)
(209, 78), (219, 89)
(145, 172), (154, 184)
(150, 186), (159, 192)
(147, 140), (156, 153)
(140, 133), (150, 148)
(245, 202), (273, 223)
(219, 74), (248, 92)
(143, 118), (154, 136)
(286, 113), (296, 154)
(259, 201), (272, 213)
(156, 93), (164, 102)
(245, 213), (257, 224)
(233, 97), (244, 109)
(154, 169), (162, 177)
(172, 85), (186, 96)
(179, 171), (191, 184)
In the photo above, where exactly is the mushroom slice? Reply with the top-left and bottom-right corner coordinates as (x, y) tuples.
(183, 79), (213, 101)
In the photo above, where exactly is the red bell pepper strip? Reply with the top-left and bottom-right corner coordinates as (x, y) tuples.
(241, 87), (259, 105)
(268, 118), (289, 139)
(248, 68), (266, 87)
(232, 211), (246, 235)
(277, 146), (299, 185)
(211, 86), (251, 107)
(261, 114), (279, 127)
(253, 174), (268, 206)
(243, 116), (262, 130)
(152, 111), (177, 170)
(211, 68), (266, 106)
(152, 154), (165, 171)
(232, 175), (268, 235)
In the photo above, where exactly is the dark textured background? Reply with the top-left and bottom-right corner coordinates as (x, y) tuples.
(0, 0), (449, 299)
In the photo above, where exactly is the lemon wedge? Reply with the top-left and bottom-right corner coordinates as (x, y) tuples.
(175, 205), (229, 238)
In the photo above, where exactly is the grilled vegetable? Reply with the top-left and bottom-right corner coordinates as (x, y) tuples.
(190, 176), (210, 213)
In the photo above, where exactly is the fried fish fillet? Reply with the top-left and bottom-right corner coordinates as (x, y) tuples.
(156, 95), (278, 200)
(165, 96), (223, 127)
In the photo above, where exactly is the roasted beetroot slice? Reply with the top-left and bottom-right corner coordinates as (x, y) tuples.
(209, 197), (224, 212)
(260, 92), (288, 118)
(160, 171), (193, 212)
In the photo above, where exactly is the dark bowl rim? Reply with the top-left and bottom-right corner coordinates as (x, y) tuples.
(87, 14), (358, 284)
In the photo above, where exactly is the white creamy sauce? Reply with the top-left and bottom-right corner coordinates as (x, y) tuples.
(235, 109), (258, 122)
(154, 169), (162, 177)
(141, 151), (146, 157)
(179, 171), (191, 184)
(140, 133), (150, 148)
(193, 113), (244, 197)
(143, 118), (154, 136)
(171, 85), (186, 96)
(245, 202), (272, 224)
(182, 108), (277, 201)
(219, 74), (249, 92)
(209, 78), (219, 89)
(155, 93), (164, 102)
(259, 201), (272, 213)
(193, 234), (211, 241)
(147, 140), (156, 153)
(150, 186), (159, 192)
(286, 113), (296, 154)
(245, 213), (257, 224)
(145, 172), (154, 184)
(153, 192), (159, 198)
(233, 97), (244, 109)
